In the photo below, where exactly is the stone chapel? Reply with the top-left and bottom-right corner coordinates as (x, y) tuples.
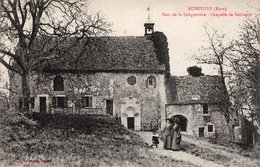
(10, 21), (229, 138)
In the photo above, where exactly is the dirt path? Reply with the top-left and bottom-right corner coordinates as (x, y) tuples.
(136, 132), (224, 167)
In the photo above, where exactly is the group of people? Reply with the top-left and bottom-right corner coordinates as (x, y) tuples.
(151, 117), (182, 151)
(162, 117), (182, 151)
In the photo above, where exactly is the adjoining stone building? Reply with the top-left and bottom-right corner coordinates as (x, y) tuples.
(165, 76), (229, 138)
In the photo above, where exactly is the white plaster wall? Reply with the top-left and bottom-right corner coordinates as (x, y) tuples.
(120, 97), (141, 130)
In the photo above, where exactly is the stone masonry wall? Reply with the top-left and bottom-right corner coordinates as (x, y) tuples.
(10, 72), (167, 130)
(166, 104), (229, 138)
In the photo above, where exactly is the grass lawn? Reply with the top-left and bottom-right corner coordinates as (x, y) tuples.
(0, 111), (196, 167)
(181, 135), (260, 167)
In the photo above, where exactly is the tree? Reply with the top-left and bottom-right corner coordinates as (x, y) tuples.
(186, 66), (204, 76)
(231, 17), (260, 124)
(193, 27), (233, 125)
(150, 32), (170, 77)
(0, 70), (10, 111)
(194, 18), (260, 128)
(0, 0), (111, 112)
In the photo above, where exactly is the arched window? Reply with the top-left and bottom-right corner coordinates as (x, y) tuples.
(146, 75), (156, 88)
(53, 75), (64, 91)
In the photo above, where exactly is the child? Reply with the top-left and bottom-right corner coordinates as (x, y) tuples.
(151, 130), (159, 148)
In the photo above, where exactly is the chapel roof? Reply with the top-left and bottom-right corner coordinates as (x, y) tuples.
(40, 36), (165, 73)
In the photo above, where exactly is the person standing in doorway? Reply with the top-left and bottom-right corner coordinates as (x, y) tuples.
(171, 117), (181, 151)
(162, 118), (174, 150)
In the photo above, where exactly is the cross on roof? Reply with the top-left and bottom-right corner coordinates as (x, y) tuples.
(147, 6), (151, 21)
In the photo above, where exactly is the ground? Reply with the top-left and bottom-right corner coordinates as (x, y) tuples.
(136, 131), (260, 167)
(0, 112), (195, 167)
(0, 112), (259, 167)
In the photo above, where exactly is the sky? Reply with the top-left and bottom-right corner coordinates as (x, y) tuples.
(0, 0), (259, 82)
(88, 0), (260, 75)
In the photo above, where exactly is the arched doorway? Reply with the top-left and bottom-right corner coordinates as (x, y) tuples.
(171, 115), (188, 131)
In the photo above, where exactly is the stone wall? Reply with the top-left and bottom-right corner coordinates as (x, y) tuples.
(10, 72), (167, 131)
(166, 104), (229, 138)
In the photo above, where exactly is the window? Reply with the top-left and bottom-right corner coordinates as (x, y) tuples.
(82, 96), (93, 108)
(146, 76), (156, 88)
(127, 75), (136, 85)
(52, 96), (67, 108)
(57, 97), (65, 108)
(208, 125), (214, 132)
(203, 103), (209, 114)
(53, 75), (64, 91)
(198, 127), (205, 138)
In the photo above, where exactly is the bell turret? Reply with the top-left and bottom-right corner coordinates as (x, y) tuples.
(144, 7), (154, 36)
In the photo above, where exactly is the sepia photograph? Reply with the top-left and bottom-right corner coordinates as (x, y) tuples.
(0, 0), (259, 166)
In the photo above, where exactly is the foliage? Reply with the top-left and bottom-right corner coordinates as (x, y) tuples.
(229, 18), (260, 124)
(0, 110), (39, 146)
(0, 0), (111, 112)
(193, 27), (232, 126)
(187, 66), (204, 76)
(194, 17), (260, 143)
(150, 32), (171, 76)
(0, 70), (9, 111)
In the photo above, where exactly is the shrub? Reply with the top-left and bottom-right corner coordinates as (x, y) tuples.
(187, 66), (204, 76)
(150, 32), (170, 76)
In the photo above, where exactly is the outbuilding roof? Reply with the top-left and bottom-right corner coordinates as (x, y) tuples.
(166, 75), (228, 105)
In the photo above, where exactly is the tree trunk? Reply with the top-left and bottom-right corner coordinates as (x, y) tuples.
(257, 58), (260, 127)
(21, 71), (31, 112)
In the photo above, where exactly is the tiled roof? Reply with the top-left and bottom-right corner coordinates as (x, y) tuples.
(166, 75), (228, 104)
(42, 36), (165, 73)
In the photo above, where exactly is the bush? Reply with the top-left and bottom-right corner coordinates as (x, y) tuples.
(0, 110), (39, 143)
(150, 32), (170, 76)
(187, 66), (204, 76)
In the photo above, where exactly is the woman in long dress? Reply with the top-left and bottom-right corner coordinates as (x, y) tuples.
(163, 118), (174, 149)
(171, 117), (181, 151)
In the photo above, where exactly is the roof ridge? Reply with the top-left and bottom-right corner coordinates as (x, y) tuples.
(97, 36), (145, 38)
(171, 75), (221, 78)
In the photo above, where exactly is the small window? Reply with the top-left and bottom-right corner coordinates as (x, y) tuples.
(57, 97), (65, 108)
(52, 96), (68, 108)
(203, 104), (208, 114)
(53, 75), (64, 91)
(82, 96), (93, 108)
(146, 76), (156, 88)
(127, 75), (136, 85)
(208, 125), (214, 132)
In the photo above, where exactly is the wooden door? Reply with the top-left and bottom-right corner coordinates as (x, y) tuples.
(106, 100), (113, 115)
(127, 117), (135, 130)
(39, 97), (47, 113)
(199, 127), (205, 138)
